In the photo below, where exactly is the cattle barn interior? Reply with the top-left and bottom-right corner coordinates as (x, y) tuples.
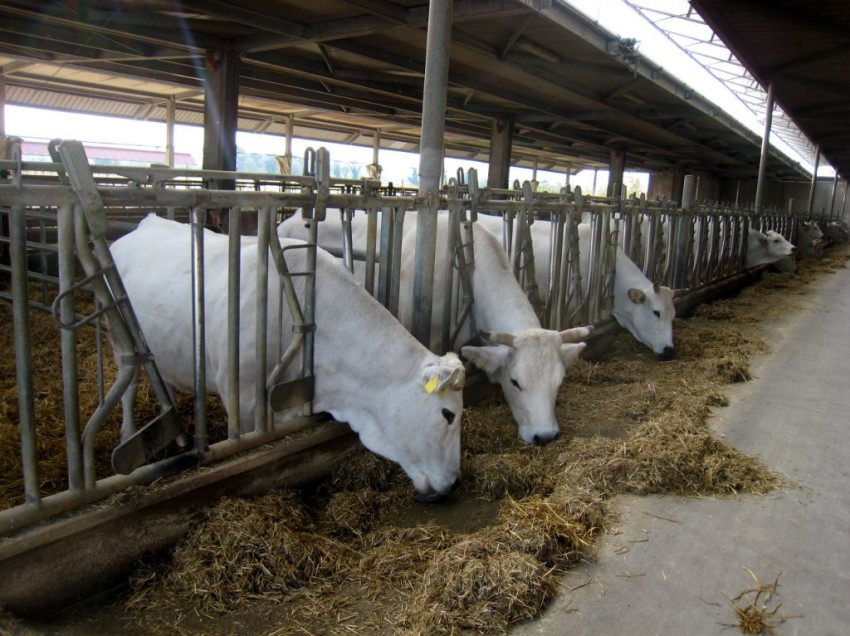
(1, 0), (850, 633)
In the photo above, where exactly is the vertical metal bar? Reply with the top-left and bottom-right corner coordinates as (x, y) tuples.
(341, 207), (354, 273)
(10, 203), (41, 505)
(544, 211), (565, 329)
(190, 206), (207, 450)
(364, 207), (378, 295)
(754, 81), (775, 215)
(412, 0), (453, 346)
(441, 207), (459, 354)
(389, 207), (406, 318)
(377, 208), (393, 307)
(829, 172), (839, 218)
(57, 203), (83, 491)
(166, 96), (176, 168)
(227, 207), (241, 439)
(807, 146), (821, 215)
(673, 175), (696, 288)
(255, 208), (270, 433)
(302, 210), (317, 386)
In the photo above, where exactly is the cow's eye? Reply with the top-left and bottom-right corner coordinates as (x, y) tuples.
(441, 408), (455, 425)
(653, 310), (661, 318)
(510, 378), (522, 391)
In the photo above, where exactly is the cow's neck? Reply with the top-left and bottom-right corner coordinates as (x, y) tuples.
(471, 230), (542, 333)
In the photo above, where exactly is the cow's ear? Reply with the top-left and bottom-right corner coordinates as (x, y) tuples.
(422, 357), (466, 394)
(758, 233), (769, 246)
(461, 345), (510, 379)
(628, 288), (646, 304)
(559, 325), (592, 343)
(560, 342), (586, 368)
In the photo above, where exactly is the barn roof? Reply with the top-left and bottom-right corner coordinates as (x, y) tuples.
(690, 0), (850, 180)
(0, 1), (827, 182)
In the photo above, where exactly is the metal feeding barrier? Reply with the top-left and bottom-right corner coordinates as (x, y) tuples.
(0, 137), (808, 538)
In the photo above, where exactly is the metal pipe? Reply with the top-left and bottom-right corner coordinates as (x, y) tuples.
(10, 203), (41, 505)
(412, 0), (453, 345)
(57, 204), (83, 491)
(754, 82), (775, 214)
(829, 171), (839, 218)
(227, 206), (242, 439)
(191, 206), (208, 450)
(807, 146), (821, 215)
(166, 96), (175, 168)
(255, 208), (271, 432)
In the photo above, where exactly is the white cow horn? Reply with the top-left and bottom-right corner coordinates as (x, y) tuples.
(481, 330), (515, 347)
(448, 365), (466, 391)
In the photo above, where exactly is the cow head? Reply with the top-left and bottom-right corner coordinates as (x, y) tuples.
(613, 283), (676, 360)
(748, 229), (795, 265)
(349, 353), (465, 503)
(461, 326), (590, 445)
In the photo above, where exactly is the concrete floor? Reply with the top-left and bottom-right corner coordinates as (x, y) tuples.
(513, 263), (850, 636)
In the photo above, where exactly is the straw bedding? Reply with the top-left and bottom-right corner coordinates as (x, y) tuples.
(2, 244), (848, 634)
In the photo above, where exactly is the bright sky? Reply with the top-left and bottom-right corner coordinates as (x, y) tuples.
(1, 0), (825, 187)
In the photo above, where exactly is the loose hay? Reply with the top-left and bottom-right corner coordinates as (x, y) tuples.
(412, 542), (555, 635)
(464, 452), (552, 500)
(728, 568), (792, 635)
(127, 491), (351, 614)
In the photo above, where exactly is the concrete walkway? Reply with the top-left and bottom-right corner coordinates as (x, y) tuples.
(513, 263), (850, 636)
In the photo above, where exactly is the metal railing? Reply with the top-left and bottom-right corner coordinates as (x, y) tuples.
(0, 137), (814, 534)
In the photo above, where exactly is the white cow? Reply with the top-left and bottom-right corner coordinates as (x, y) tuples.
(476, 215), (676, 360)
(109, 215), (466, 501)
(822, 219), (850, 246)
(278, 212), (591, 445)
(746, 228), (795, 267)
(796, 221), (824, 257)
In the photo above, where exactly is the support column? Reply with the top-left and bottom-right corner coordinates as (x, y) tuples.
(368, 130), (382, 180)
(671, 167), (685, 204)
(754, 81), (775, 214)
(829, 171), (839, 218)
(275, 115), (294, 174)
(606, 149), (625, 198)
(165, 96), (176, 168)
(487, 117), (513, 189)
(412, 0), (453, 347)
(807, 146), (821, 215)
(203, 41), (241, 185)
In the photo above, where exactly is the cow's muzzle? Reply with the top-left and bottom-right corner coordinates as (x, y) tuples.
(657, 346), (675, 361)
(414, 477), (460, 503)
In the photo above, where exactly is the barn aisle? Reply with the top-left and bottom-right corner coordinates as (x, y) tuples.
(513, 262), (850, 636)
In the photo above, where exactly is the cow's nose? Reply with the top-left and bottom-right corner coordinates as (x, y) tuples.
(452, 477), (461, 491)
(657, 346), (675, 361)
(532, 430), (560, 445)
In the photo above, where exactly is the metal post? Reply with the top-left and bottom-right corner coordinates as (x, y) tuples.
(284, 114), (294, 173)
(673, 175), (696, 288)
(829, 171), (839, 218)
(807, 146), (821, 215)
(10, 204), (41, 505)
(166, 96), (175, 168)
(227, 207), (241, 439)
(57, 204), (83, 491)
(754, 82), (775, 214)
(412, 0), (453, 346)
(191, 206), (208, 451)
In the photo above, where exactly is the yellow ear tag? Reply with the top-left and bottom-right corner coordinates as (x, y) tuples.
(424, 375), (439, 394)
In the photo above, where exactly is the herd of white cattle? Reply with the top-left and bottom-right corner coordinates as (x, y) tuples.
(109, 211), (845, 501)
